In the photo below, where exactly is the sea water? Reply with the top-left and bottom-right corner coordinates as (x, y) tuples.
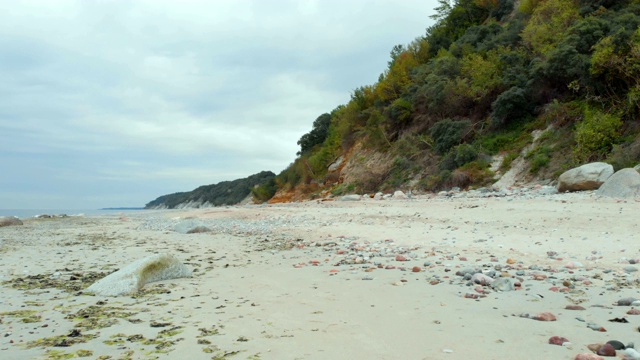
(0, 208), (145, 219)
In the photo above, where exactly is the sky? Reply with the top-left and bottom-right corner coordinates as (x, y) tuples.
(0, 0), (437, 209)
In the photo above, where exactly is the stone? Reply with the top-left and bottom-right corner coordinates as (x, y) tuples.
(596, 343), (616, 356)
(597, 168), (640, 198)
(549, 336), (570, 345)
(491, 277), (515, 291)
(471, 273), (494, 286)
(86, 254), (192, 296)
(533, 312), (557, 321)
(373, 192), (384, 200)
(411, 266), (421, 273)
(617, 297), (638, 306)
(622, 348), (640, 360)
(565, 305), (586, 311)
(395, 255), (408, 261)
(627, 309), (640, 315)
(606, 340), (625, 350)
(574, 353), (604, 360)
(0, 216), (23, 227)
(557, 162), (613, 192)
(186, 226), (211, 234)
(392, 190), (408, 199)
(339, 194), (362, 201)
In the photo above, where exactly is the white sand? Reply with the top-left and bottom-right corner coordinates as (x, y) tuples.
(1, 192), (639, 359)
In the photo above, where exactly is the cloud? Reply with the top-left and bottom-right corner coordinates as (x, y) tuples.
(0, 0), (437, 209)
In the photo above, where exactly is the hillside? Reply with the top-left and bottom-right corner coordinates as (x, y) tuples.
(253, 0), (640, 203)
(145, 171), (275, 209)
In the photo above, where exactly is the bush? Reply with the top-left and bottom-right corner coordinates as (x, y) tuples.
(430, 119), (472, 154)
(574, 108), (622, 160)
(252, 178), (278, 203)
(440, 144), (479, 171)
(490, 86), (534, 127)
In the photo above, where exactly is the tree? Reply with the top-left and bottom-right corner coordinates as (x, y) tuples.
(297, 113), (332, 155)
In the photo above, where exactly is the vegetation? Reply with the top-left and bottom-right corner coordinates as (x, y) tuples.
(265, 0), (640, 199)
(149, 0), (640, 204)
(145, 171), (275, 208)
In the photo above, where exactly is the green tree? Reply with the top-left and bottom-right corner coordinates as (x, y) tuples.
(297, 113), (332, 155)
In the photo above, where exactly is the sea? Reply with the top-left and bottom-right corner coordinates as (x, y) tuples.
(0, 208), (146, 219)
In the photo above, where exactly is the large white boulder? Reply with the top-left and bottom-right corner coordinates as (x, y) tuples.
(86, 254), (191, 296)
(557, 162), (613, 192)
(597, 168), (640, 198)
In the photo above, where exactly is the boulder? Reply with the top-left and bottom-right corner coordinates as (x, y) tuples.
(339, 194), (361, 201)
(597, 168), (640, 198)
(86, 254), (191, 296)
(0, 216), (23, 227)
(393, 190), (407, 199)
(557, 162), (613, 192)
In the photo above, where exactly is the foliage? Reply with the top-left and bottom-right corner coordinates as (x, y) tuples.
(251, 177), (277, 204)
(253, 0), (640, 198)
(574, 107), (623, 160)
(430, 119), (472, 154)
(521, 0), (580, 56)
(145, 171), (276, 208)
(297, 113), (332, 155)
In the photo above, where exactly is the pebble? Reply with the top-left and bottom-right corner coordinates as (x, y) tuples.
(621, 348), (640, 360)
(565, 305), (586, 310)
(627, 309), (640, 315)
(596, 343), (616, 356)
(606, 340), (625, 350)
(574, 354), (604, 360)
(549, 336), (570, 345)
(624, 266), (638, 273)
(617, 297), (638, 306)
(492, 277), (515, 292)
(395, 255), (407, 261)
(532, 312), (557, 321)
(411, 266), (421, 273)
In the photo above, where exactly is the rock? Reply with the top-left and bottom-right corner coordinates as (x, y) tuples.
(627, 309), (640, 315)
(86, 254), (192, 296)
(622, 348), (640, 360)
(617, 297), (638, 306)
(395, 255), (408, 261)
(0, 216), (23, 227)
(625, 266), (638, 273)
(606, 340), (625, 350)
(373, 192), (384, 200)
(393, 190), (408, 199)
(597, 168), (640, 198)
(557, 162), (613, 192)
(596, 343), (616, 356)
(574, 353), (604, 360)
(340, 194), (362, 201)
(471, 273), (494, 286)
(549, 336), (570, 345)
(186, 226), (211, 234)
(411, 266), (421, 273)
(533, 312), (557, 321)
(565, 305), (586, 311)
(492, 277), (515, 291)
(456, 267), (480, 277)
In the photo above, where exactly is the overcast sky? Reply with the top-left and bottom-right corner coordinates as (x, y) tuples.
(0, 0), (437, 209)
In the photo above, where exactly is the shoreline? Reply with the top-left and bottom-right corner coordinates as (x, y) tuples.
(1, 192), (639, 359)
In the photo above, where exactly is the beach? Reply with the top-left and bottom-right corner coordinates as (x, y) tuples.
(1, 190), (640, 359)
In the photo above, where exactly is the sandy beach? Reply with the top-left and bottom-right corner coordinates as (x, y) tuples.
(2, 190), (640, 359)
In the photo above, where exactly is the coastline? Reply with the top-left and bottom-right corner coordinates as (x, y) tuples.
(1, 192), (639, 359)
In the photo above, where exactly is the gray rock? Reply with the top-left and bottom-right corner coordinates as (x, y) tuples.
(557, 162), (613, 192)
(392, 190), (407, 199)
(492, 277), (515, 291)
(617, 297), (638, 306)
(597, 168), (640, 198)
(186, 226), (211, 234)
(339, 194), (362, 201)
(0, 216), (23, 227)
(625, 266), (638, 273)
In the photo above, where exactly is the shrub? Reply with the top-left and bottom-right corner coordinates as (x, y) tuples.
(430, 119), (472, 154)
(574, 108), (622, 160)
(440, 144), (479, 171)
(490, 86), (534, 127)
(251, 178), (278, 203)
